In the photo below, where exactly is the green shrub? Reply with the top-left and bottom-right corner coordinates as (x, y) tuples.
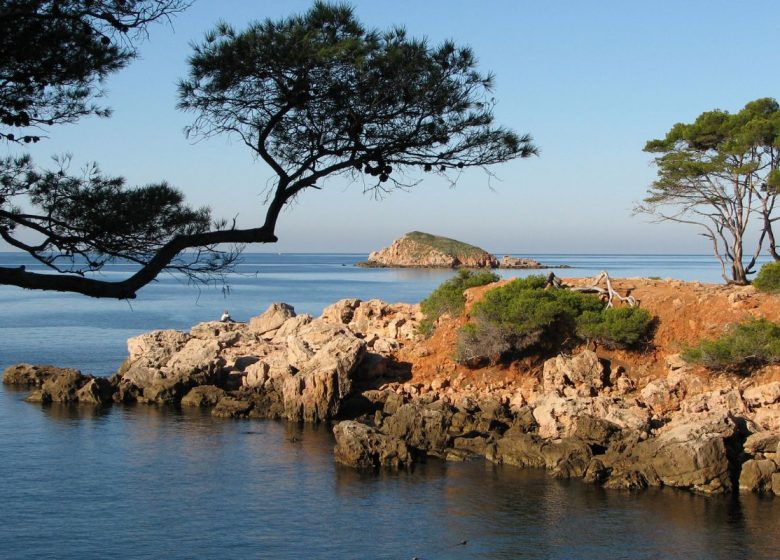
(576, 307), (655, 348)
(455, 275), (655, 365)
(418, 269), (500, 336)
(455, 321), (512, 367)
(752, 261), (780, 293)
(682, 318), (780, 372)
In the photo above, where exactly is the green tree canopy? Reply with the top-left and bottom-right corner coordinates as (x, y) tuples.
(178, 1), (536, 228)
(0, 0), (190, 144)
(637, 97), (780, 284)
(1, 1), (534, 299)
(0, 0), (239, 298)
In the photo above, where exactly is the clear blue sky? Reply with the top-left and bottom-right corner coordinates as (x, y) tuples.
(4, 0), (780, 254)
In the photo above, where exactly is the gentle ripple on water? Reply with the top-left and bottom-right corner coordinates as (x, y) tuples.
(1, 253), (779, 559)
(2, 384), (779, 560)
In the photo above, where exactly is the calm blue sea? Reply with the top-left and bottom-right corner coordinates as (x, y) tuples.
(1, 252), (778, 559)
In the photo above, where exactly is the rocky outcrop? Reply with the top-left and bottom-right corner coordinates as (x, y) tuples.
(330, 344), (780, 497)
(361, 231), (499, 268)
(111, 303), (369, 421)
(3, 364), (82, 387)
(20, 369), (116, 406)
(281, 326), (365, 422)
(9, 278), (780, 499)
(320, 298), (422, 354)
(333, 421), (413, 469)
(499, 256), (543, 269)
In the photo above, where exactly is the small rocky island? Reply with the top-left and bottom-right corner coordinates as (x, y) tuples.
(358, 231), (564, 269)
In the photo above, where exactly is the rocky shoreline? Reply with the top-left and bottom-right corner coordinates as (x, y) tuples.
(4, 280), (780, 498)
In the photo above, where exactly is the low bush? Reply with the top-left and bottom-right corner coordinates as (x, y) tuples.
(752, 261), (780, 293)
(576, 307), (654, 349)
(682, 319), (780, 372)
(455, 275), (655, 365)
(418, 269), (500, 336)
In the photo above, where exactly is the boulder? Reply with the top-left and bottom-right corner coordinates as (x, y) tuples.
(270, 314), (313, 342)
(241, 389), (285, 420)
(680, 388), (747, 417)
(451, 435), (491, 458)
(544, 438), (593, 478)
(119, 328), (206, 389)
(181, 385), (227, 408)
(320, 298), (360, 325)
(41, 371), (87, 403)
(372, 337), (399, 354)
(542, 351), (605, 396)
(243, 361), (270, 389)
(211, 396), (253, 418)
(383, 391), (406, 415)
(231, 355), (260, 371)
(602, 412), (736, 494)
(114, 382), (140, 404)
(282, 332), (365, 422)
(126, 329), (190, 365)
(743, 382), (780, 408)
(590, 396), (652, 434)
(75, 377), (115, 405)
(333, 421), (413, 469)
(165, 338), (225, 382)
(489, 427), (592, 478)
(3, 364), (80, 387)
(773, 473), (780, 496)
(532, 392), (586, 439)
(572, 414), (622, 448)
(141, 378), (188, 405)
(248, 303), (296, 336)
(490, 428), (546, 468)
(743, 431), (780, 457)
(382, 402), (453, 455)
(739, 459), (778, 493)
(754, 404), (780, 431)
(189, 321), (246, 346)
(122, 334), (225, 399)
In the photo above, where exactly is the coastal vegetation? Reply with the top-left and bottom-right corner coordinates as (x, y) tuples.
(0, 1), (535, 298)
(418, 269), (499, 336)
(637, 98), (780, 285)
(753, 261), (780, 294)
(404, 232), (494, 262)
(682, 318), (780, 372)
(455, 275), (654, 365)
(362, 231), (499, 268)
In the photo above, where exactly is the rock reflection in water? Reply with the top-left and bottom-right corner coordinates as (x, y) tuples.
(1, 385), (778, 560)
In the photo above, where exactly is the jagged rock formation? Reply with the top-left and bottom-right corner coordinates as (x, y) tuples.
(4, 299), (420, 424)
(5, 277), (780, 497)
(332, 348), (780, 496)
(360, 231), (499, 268)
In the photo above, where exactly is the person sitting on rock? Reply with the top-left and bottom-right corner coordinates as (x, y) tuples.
(219, 310), (234, 323)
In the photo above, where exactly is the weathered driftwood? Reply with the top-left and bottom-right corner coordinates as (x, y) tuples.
(545, 271), (638, 308)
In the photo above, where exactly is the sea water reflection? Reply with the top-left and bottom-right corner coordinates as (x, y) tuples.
(1, 385), (778, 560)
